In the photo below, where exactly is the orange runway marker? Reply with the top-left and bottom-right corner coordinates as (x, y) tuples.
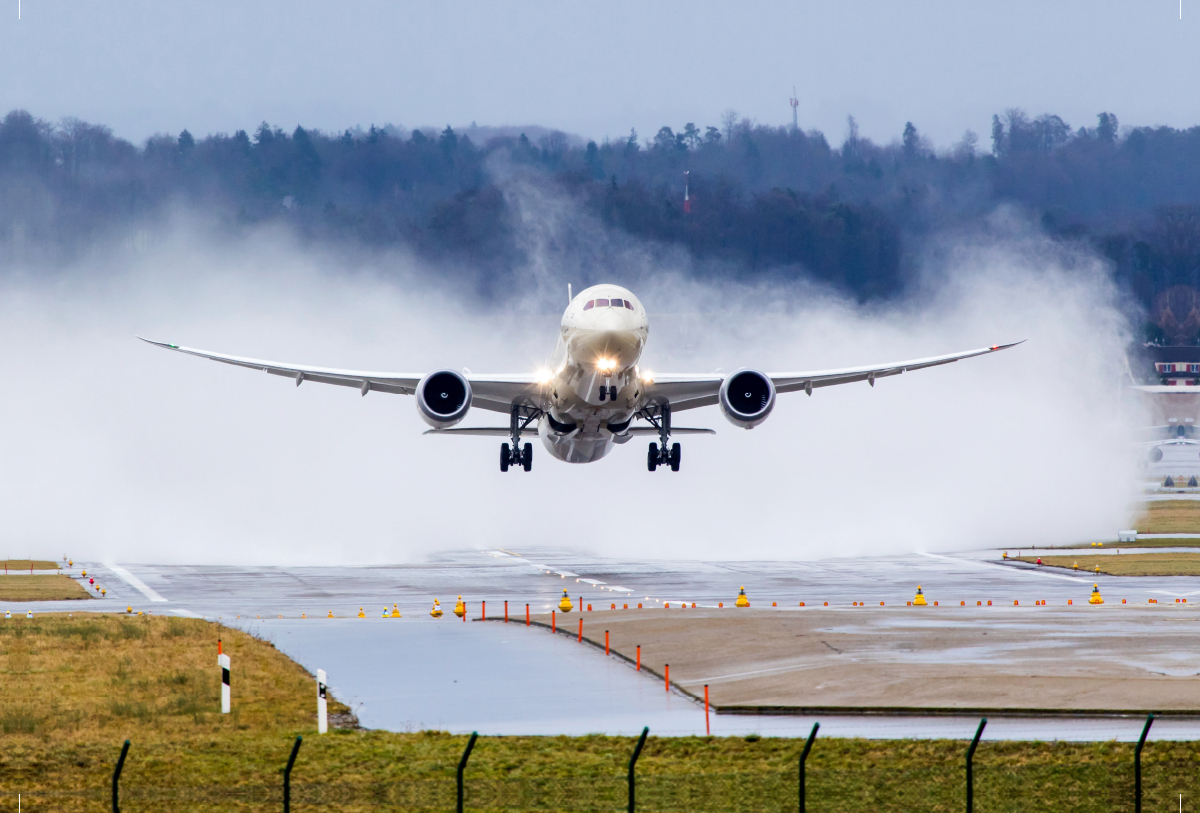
(665, 664), (670, 692)
(482, 601), (486, 621)
(605, 630), (610, 655)
(504, 600), (508, 623)
(552, 611), (556, 633)
(578, 618), (582, 642)
(704, 685), (711, 735)
(637, 645), (641, 671)
(525, 604), (530, 626)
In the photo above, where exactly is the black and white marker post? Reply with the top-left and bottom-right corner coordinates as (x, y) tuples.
(219, 651), (231, 714)
(317, 668), (328, 734)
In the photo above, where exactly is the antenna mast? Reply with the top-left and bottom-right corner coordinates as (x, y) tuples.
(789, 86), (799, 132)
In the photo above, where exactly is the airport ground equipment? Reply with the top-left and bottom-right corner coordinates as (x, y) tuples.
(283, 736), (302, 813)
(454, 596), (466, 618)
(1135, 714), (1154, 813)
(111, 739), (130, 813)
(736, 586), (750, 607)
(559, 590), (573, 612)
(142, 286), (1019, 472)
(799, 722), (820, 813)
(627, 726), (650, 813)
(457, 731), (478, 813)
(913, 585), (927, 605)
(965, 718), (987, 813)
(1090, 584), (1104, 604)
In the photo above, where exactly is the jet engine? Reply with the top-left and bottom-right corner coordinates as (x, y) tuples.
(416, 370), (472, 428)
(718, 369), (776, 429)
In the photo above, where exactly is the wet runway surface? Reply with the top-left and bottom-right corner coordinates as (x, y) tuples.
(8, 547), (1200, 740)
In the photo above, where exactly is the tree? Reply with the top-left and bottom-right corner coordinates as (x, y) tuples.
(652, 126), (676, 151)
(721, 110), (739, 143)
(439, 125), (458, 157)
(991, 114), (1005, 156)
(681, 123), (701, 150)
(704, 126), (721, 145)
(902, 122), (919, 159)
(1097, 112), (1119, 144)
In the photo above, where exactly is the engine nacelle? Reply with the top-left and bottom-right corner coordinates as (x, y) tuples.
(719, 369), (776, 429)
(416, 369), (472, 428)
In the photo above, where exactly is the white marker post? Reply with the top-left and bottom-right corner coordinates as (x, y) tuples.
(219, 653), (231, 713)
(317, 669), (328, 734)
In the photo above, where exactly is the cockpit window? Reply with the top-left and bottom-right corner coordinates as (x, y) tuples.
(595, 298), (610, 307)
(583, 300), (595, 310)
(623, 300), (634, 310)
(610, 298), (624, 308)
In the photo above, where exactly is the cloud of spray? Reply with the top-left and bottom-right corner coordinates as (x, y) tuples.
(0, 190), (1142, 565)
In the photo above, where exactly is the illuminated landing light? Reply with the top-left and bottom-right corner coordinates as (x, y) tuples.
(641, 370), (655, 384)
(596, 358), (618, 372)
(536, 369), (553, 384)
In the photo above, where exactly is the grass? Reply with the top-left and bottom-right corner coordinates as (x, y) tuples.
(1065, 538), (1200, 549)
(0, 559), (60, 572)
(1015, 553), (1200, 576)
(0, 574), (92, 601)
(1132, 500), (1200, 534)
(3, 615), (1199, 811)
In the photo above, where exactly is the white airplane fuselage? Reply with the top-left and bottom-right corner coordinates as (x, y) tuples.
(539, 284), (649, 463)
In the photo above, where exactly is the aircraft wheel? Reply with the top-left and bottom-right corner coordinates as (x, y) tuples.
(670, 442), (681, 472)
(647, 442), (658, 471)
(522, 442), (533, 472)
(500, 443), (510, 472)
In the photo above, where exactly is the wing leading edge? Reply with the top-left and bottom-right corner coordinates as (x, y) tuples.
(649, 340), (1025, 412)
(137, 338), (539, 413)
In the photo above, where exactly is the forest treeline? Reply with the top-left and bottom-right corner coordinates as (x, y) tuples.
(2, 108), (1200, 333)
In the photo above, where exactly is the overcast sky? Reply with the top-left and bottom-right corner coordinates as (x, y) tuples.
(1, 0), (1195, 148)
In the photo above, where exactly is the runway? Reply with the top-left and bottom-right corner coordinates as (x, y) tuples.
(6, 546), (1200, 740)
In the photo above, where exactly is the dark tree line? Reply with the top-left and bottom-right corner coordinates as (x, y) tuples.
(3, 107), (1200, 326)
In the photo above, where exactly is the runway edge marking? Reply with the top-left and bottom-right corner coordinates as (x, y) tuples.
(104, 563), (169, 602)
(917, 552), (1087, 582)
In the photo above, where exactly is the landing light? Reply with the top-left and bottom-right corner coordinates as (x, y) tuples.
(641, 370), (655, 384)
(536, 369), (552, 384)
(596, 358), (617, 372)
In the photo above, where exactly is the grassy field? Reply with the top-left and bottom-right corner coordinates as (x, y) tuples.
(1, 559), (60, 571)
(0, 574), (91, 601)
(1015, 553), (1200, 576)
(4, 614), (1200, 811)
(1132, 500), (1200, 534)
(1065, 538), (1200, 549)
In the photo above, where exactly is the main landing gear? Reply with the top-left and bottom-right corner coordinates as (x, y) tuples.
(643, 404), (681, 472)
(500, 405), (538, 472)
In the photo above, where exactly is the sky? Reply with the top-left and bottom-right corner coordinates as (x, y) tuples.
(1, 0), (1195, 149)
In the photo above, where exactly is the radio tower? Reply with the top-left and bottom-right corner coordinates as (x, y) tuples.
(789, 86), (799, 132)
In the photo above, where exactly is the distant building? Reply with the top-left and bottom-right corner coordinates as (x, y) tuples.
(1145, 346), (1200, 386)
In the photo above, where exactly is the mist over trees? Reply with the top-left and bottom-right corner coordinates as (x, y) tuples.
(3, 107), (1200, 336)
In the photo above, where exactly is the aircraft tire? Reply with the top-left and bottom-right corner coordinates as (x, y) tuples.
(648, 442), (658, 471)
(501, 443), (510, 472)
(522, 442), (533, 472)
(670, 442), (681, 472)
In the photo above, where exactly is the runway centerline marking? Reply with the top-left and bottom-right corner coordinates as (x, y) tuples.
(104, 563), (169, 602)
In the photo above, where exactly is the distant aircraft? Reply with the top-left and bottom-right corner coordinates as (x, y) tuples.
(141, 284), (1021, 472)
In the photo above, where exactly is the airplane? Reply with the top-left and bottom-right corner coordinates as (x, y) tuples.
(141, 283), (1022, 472)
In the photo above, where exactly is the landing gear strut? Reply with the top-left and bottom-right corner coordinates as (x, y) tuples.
(501, 405), (538, 472)
(643, 404), (681, 472)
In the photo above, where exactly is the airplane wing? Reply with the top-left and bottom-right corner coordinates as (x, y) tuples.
(138, 338), (539, 415)
(425, 426), (716, 436)
(649, 341), (1024, 413)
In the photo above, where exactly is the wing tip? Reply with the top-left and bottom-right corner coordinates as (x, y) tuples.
(137, 336), (180, 350)
(990, 339), (1026, 351)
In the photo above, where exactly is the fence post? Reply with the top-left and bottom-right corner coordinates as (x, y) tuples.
(1135, 713), (1154, 813)
(966, 717), (987, 813)
(799, 722), (819, 813)
(112, 739), (130, 813)
(283, 735), (302, 813)
(628, 726), (649, 813)
(457, 731), (478, 813)
(316, 669), (328, 734)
